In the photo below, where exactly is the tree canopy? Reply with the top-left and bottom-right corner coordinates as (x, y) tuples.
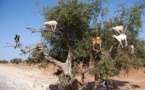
(41, 0), (145, 65)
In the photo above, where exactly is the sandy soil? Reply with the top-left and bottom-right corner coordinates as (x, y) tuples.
(0, 63), (58, 90)
(0, 63), (145, 90)
(110, 68), (145, 89)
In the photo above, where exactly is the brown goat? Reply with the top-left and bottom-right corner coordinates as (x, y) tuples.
(92, 37), (103, 52)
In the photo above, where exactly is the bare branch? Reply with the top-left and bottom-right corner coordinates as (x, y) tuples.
(26, 27), (44, 33)
(3, 43), (15, 48)
(124, 20), (131, 34)
(108, 45), (114, 53)
(17, 45), (35, 54)
(35, 43), (67, 69)
(4, 42), (35, 56)
(26, 27), (66, 37)
(13, 42), (64, 69)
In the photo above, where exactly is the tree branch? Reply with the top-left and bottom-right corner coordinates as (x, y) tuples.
(36, 44), (72, 75)
(25, 27), (72, 74)
(12, 42), (64, 68)
(4, 43), (35, 54)
(26, 27), (43, 33)
(18, 45), (35, 54)
(26, 27), (66, 37)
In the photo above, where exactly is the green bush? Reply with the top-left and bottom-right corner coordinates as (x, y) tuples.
(10, 58), (22, 64)
(0, 60), (8, 64)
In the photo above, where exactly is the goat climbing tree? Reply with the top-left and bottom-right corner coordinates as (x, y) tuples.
(11, 0), (145, 90)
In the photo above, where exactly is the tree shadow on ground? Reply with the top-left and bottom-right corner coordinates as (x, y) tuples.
(49, 79), (140, 90)
(87, 79), (140, 90)
(131, 84), (140, 89)
(49, 79), (80, 90)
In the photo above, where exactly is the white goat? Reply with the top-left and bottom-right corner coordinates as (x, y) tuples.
(112, 34), (128, 48)
(44, 20), (58, 31)
(129, 45), (134, 54)
(112, 25), (124, 34)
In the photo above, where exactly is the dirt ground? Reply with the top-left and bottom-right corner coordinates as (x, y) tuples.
(0, 63), (59, 90)
(0, 63), (145, 90)
(109, 67), (145, 89)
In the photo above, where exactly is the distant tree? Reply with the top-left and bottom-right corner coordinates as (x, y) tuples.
(10, 58), (22, 64)
(0, 60), (8, 64)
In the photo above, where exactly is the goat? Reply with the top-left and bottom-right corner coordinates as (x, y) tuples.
(112, 25), (124, 34)
(14, 34), (20, 48)
(92, 37), (103, 52)
(112, 34), (128, 48)
(102, 80), (108, 90)
(43, 20), (58, 31)
(128, 45), (134, 54)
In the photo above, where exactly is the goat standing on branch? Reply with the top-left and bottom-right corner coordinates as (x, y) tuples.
(14, 34), (20, 48)
(111, 25), (124, 35)
(43, 20), (58, 31)
(112, 34), (128, 48)
(92, 37), (103, 52)
(128, 45), (135, 54)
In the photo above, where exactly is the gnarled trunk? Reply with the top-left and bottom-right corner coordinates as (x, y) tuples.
(36, 43), (72, 75)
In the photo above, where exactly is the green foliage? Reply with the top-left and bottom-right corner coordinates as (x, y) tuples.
(115, 53), (131, 72)
(134, 39), (145, 58)
(92, 3), (145, 79)
(90, 57), (118, 79)
(25, 48), (49, 68)
(25, 57), (37, 66)
(10, 58), (22, 64)
(130, 4), (145, 28)
(71, 65), (80, 76)
(73, 32), (92, 60)
(30, 0), (145, 82)
(43, 0), (93, 61)
(90, 47), (144, 80)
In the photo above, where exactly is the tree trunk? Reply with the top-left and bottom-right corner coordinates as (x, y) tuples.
(36, 43), (72, 75)
(61, 50), (72, 75)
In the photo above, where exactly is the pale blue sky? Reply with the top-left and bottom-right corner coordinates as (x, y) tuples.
(0, 0), (145, 61)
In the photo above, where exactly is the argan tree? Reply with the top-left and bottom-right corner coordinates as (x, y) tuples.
(11, 0), (145, 89)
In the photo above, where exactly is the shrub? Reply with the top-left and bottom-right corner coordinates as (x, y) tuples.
(0, 60), (8, 64)
(10, 58), (22, 64)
